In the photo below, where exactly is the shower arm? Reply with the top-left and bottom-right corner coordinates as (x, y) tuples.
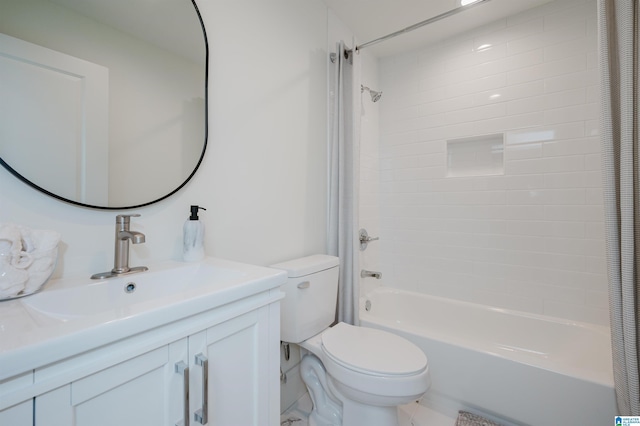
(352, 0), (492, 53)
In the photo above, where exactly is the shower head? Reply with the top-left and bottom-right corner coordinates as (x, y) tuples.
(361, 85), (382, 102)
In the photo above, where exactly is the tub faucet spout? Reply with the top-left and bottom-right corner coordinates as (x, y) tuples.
(361, 269), (382, 279)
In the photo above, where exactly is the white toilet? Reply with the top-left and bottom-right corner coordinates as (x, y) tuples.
(272, 255), (430, 426)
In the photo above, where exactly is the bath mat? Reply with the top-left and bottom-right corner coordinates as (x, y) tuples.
(455, 411), (501, 426)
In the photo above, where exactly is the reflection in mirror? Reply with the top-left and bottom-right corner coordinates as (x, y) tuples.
(0, 0), (207, 209)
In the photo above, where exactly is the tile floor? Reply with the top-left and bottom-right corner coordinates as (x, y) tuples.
(280, 393), (456, 426)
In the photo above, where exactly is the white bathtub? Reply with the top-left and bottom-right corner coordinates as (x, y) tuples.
(359, 287), (616, 426)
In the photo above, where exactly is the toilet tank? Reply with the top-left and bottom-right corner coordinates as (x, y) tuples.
(270, 255), (339, 343)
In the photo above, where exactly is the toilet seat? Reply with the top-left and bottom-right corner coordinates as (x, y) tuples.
(321, 323), (427, 377)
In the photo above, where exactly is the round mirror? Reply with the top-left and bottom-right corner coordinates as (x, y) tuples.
(0, 0), (208, 209)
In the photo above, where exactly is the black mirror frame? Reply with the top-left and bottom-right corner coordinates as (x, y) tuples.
(0, 0), (209, 210)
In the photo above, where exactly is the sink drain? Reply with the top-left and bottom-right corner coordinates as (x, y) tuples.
(124, 282), (136, 293)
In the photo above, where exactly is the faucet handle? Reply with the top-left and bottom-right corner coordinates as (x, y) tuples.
(116, 214), (141, 224)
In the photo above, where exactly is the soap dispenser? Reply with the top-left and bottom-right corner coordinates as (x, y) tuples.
(183, 205), (206, 262)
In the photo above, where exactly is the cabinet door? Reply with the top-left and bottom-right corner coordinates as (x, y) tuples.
(0, 370), (34, 426)
(0, 399), (33, 426)
(189, 309), (272, 426)
(36, 339), (189, 426)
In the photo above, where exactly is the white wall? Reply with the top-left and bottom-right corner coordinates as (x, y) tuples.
(0, 0), (329, 277)
(376, 0), (607, 325)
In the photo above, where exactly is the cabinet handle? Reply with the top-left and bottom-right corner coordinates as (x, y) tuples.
(194, 353), (209, 424)
(175, 361), (190, 426)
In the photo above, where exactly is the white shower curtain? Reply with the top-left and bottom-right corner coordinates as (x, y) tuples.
(599, 0), (640, 415)
(328, 41), (361, 325)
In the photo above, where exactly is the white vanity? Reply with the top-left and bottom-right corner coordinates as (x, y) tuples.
(0, 258), (285, 426)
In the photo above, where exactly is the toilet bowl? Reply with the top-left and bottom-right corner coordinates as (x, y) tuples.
(271, 255), (430, 426)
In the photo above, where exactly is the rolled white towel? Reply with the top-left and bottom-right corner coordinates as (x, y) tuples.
(0, 224), (61, 297)
(20, 227), (61, 253)
(0, 265), (28, 298)
(23, 248), (58, 293)
(0, 223), (23, 255)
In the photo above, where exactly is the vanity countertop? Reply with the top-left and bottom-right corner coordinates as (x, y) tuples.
(0, 257), (286, 381)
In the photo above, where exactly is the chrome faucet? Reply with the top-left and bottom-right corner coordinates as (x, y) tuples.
(361, 269), (382, 279)
(91, 214), (148, 279)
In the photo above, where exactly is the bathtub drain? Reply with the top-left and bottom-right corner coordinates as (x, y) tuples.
(365, 299), (371, 311)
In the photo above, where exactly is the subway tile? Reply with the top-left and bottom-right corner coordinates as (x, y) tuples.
(538, 251), (586, 272)
(417, 94), (476, 117)
(586, 50), (599, 69)
(543, 87), (586, 109)
(500, 15), (544, 44)
(503, 205), (546, 220)
(476, 80), (544, 109)
(507, 0), (586, 28)
(545, 268), (605, 290)
(478, 49), (544, 76)
(584, 256), (607, 275)
(585, 119), (600, 136)
(542, 137), (600, 157)
(544, 171), (588, 188)
(393, 166), (445, 181)
(420, 177), (476, 192)
(586, 290), (608, 309)
(473, 275), (511, 294)
(544, 237), (603, 256)
(544, 37), (596, 62)
(585, 170), (603, 187)
(450, 74), (508, 99)
(507, 19), (587, 56)
(441, 190), (506, 205)
(418, 153), (446, 168)
(544, 221), (586, 238)
(442, 103), (507, 126)
(508, 280), (550, 301)
(506, 122), (585, 147)
(585, 187), (604, 205)
(585, 86), (599, 104)
(507, 55), (586, 86)
(391, 156), (419, 169)
(383, 140), (444, 158)
(506, 188), (586, 205)
(585, 221), (605, 239)
(505, 155), (584, 175)
(380, 130), (420, 146)
(506, 95), (546, 115)
(545, 69), (598, 93)
(504, 174), (546, 190)
(544, 204), (604, 221)
(472, 175), (509, 190)
(506, 220), (548, 236)
(448, 43), (508, 72)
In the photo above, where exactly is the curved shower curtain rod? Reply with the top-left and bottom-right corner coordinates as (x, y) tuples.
(348, 0), (492, 55)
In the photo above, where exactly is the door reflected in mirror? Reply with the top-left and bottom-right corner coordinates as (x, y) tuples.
(0, 0), (208, 209)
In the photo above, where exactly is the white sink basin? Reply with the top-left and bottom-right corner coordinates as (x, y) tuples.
(0, 256), (286, 387)
(21, 260), (253, 320)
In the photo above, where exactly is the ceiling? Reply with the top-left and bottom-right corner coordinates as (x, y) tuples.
(323, 0), (555, 57)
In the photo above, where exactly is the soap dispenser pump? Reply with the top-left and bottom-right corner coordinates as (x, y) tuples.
(183, 205), (206, 262)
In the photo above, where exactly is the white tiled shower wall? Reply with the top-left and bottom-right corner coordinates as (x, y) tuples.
(376, 0), (607, 325)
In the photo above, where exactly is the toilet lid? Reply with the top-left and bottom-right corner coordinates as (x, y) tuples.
(321, 323), (427, 376)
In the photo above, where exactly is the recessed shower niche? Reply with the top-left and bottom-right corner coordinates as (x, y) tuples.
(446, 133), (504, 178)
